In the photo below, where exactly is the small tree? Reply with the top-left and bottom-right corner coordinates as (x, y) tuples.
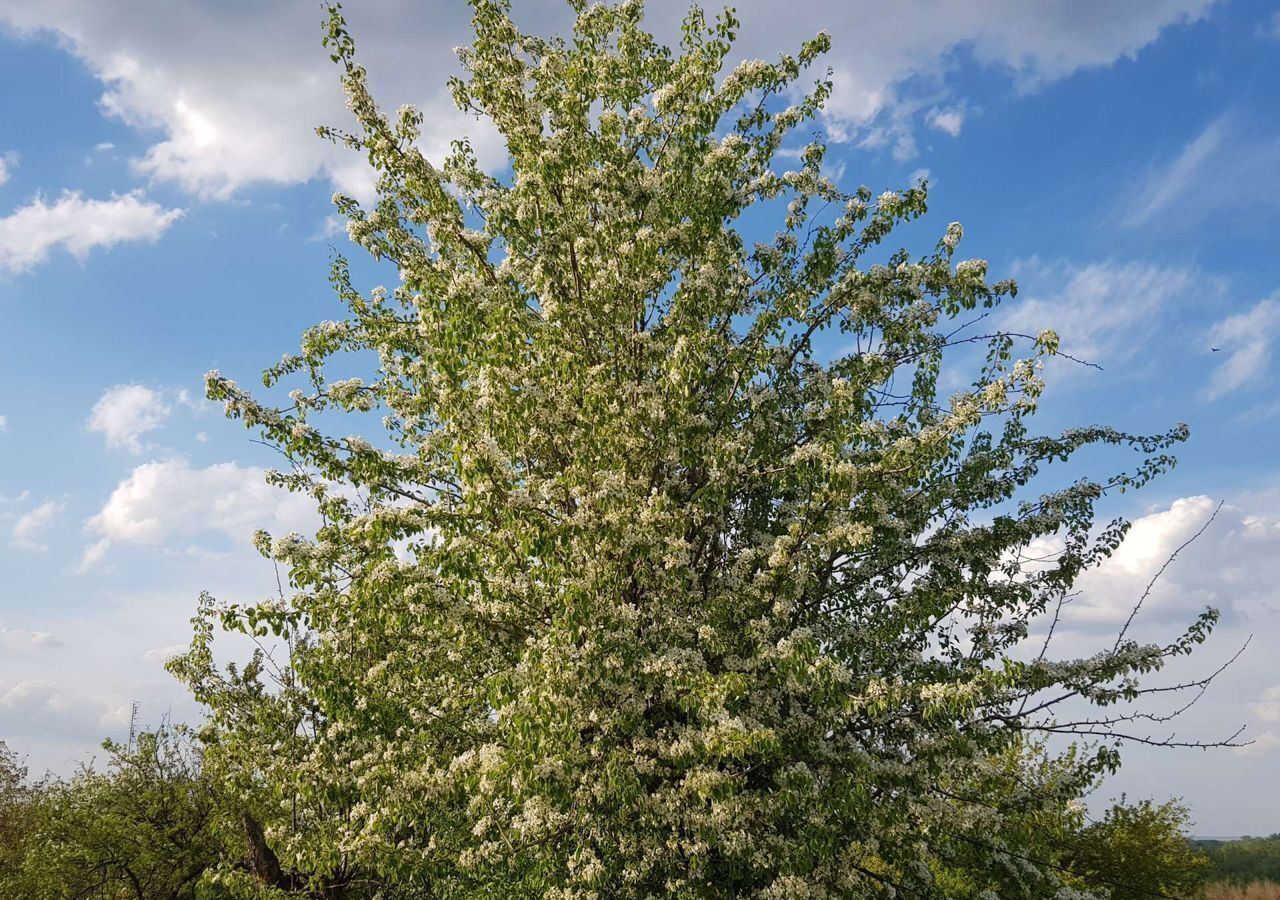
(174, 2), (1226, 896)
(1065, 797), (1210, 900)
(9, 725), (228, 900)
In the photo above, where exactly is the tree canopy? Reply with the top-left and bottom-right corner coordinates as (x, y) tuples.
(151, 1), (1226, 897)
(0, 728), (228, 900)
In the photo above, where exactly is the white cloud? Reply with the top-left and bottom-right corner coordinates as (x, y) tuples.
(1233, 730), (1278, 757)
(1, 573), (268, 777)
(0, 190), (182, 274)
(1120, 114), (1280, 229)
(308, 213), (347, 243)
(1042, 495), (1280, 636)
(1003, 258), (1199, 370)
(83, 458), (317, 567)
(1204, 297), (1280, 399)
(1250, 685), (1280, 723)
(0, 150), (15, 186)
(927, 107), (964, 137)
(0, 0), (1213, 196)
(10, 499), (66, 551)
(0, 1), (509, 200)
(1107, 497), (1216, 575)
(0, 414), (7, 431)
(87, 384), (171, 453)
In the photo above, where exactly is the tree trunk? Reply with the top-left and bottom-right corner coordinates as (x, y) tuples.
(242, 812), (289, 889)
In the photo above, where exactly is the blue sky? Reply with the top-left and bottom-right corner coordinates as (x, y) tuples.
(0, 0), (1277, 836)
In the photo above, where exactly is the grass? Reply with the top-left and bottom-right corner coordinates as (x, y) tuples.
(1203, 882), (1280, 900)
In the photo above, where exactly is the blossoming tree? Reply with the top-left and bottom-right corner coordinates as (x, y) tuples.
(172, 2), (1226, 896)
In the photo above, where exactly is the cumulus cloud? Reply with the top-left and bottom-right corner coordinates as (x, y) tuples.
(87, 384), (171, 453)
(82, 458), (317, 568)
(1204, 297), (1280, 400)
(927, 107), (964, 137)
(1049, 495), (1280, 636)
(1120, 114), (1280, 229)
(0, 190), (182, 274)
(0, 150), (15, 186)
(1003, 258), (1200, 370)
(10, 499), (66, 551)
(0, 0), (1213, 196)
(1251, 686), (1280, 723)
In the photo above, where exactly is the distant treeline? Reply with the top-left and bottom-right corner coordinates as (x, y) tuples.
(1198, 835), (1280, 885)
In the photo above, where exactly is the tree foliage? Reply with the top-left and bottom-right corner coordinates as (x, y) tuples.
(161, 1), (1224, 897)
(0, 727), (229, 900)
(0, 742), (38, 893)
(1060, 797), (1210, 900)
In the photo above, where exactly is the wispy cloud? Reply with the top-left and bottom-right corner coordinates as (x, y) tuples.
(1204, 296), (1280, 399)
(10, 499), (66, 552)
(1120, 114), (1280, 229)
(141, 643), (186, 663)
(1003, 258), (1201, 371)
